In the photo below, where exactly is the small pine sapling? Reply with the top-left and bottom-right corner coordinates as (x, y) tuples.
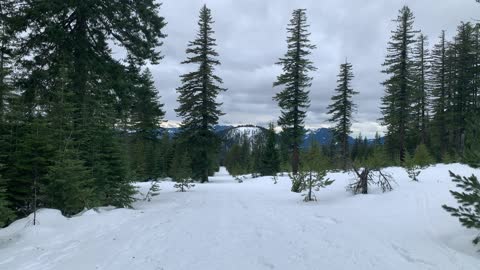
(299, 141), (334, 201)
(172, 153), (195, 192)
(302, 170), (334, 202)
(442, 171), (480, 246)
(144, 179), (161, 202)
(405, 151), (421, 182)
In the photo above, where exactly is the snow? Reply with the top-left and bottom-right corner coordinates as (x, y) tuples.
(1, 164), (480, 270)
(226, 126), (262, 139)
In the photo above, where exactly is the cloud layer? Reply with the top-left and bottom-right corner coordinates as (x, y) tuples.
(148, 0), (479, 137)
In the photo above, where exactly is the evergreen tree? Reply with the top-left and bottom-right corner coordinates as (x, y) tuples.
(0, 170), (14, 227)
(260, 123), (280, 176)
(327, 61), (358, 170)
(430, 31), (450, 158)
(300, 141), (334, 201)
(175, 5), (225, 183)
(7, 0), (166, 212)
(404, 151), (421, 182)
(463, 114), (480, 167)
(411, 33), (430, 145)
(413, 143), (434, 168)
(450, 22), (477, 154)
(44, 147), (95, 216)
(273, 9), (316, 175)
(442, 172), (480, 246)
(443, 112), (480, 246)
(380, 6), (418, 162)
(10, 116), (53, 217)
(129, 68), (165, 181)
(171, 151), (195, 192)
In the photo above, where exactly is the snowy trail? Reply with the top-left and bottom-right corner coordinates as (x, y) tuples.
(1, 165), (480, 270)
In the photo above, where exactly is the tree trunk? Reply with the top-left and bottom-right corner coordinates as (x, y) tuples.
(292, 144), (299, 175)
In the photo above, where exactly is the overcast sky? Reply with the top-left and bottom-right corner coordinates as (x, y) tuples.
(143, 0), (480, 137)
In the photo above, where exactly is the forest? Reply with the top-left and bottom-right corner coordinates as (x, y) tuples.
(0, 0), (479, 257)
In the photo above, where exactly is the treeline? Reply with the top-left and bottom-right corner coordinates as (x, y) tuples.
(225, 6), (480, 178)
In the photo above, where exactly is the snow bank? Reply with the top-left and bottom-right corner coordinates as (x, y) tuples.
(0, 164), (479, 270)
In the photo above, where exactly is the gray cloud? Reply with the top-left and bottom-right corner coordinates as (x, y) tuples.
(148, 0), (480, 137)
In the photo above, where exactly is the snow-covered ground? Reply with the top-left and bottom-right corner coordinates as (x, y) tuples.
(1, 164), (479, 270)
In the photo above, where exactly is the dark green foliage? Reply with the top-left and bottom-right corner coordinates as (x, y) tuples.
(9, 117), (53, 215)
(430, 31), (450, 159)
(463, 115), (480, 168)
(176, 5), (225, 183)
(0, 0), (166, 220)
(126, 67), (165, 181)
(171, 151), (195, 192)
(327, 61), (358, 170)
(0, 173), (14, 227)
(260, 123), (280, 176)
(442, 171), (480, 245)
(225, 144), (246, 176)
(411, 34), (430, 145)
(448, 22), (477, 155)
(274, 9), (316, 175)
(404, 151), (421, 182)
(413, 144), (434, 168)
(380, 6), (418, 162)
(44, 148), (95, 216)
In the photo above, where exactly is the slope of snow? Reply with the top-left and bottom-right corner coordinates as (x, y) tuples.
(1, 164), (480, 270)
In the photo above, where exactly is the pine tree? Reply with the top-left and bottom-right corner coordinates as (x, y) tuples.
(443, 113), (480, 246)
(273, 9), (316, 175)
(327, 61), (358, 170)
(413, 143), (434, 168)
(463, 114), (480, 168)
(171, 152), (195, 192)
(411, 33), (430, 145)
(10, 116), (53, 218)
(300, 141), (334, 201)
(404, 151), (421, 182)
(0, 170), (14, 227)
(129, 68), (165, 181)
(7, 0), (166, 211)
(380, 6), (418, 162)
(442, 172), (480, 246)
(451, 22), (476, 154)
(260, 123), (280, 176)
(430, 31), (450, 158)
(44, 147), (95, 216)
(176, 5), (225, 183)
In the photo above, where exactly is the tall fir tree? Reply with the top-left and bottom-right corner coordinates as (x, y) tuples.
(451, 22), (477, 155)
(129, 68), (165, 181)
(327, 61), (358, 170)
(176, 5), (226, 183)
(411, 33), (430, 146)
(380, 6), (418, 162)
(273, 9), (316, 175)
(430, 30), (450, 159)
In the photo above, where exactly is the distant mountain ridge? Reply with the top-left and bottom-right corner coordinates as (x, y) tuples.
(163, 124), (382, 146)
